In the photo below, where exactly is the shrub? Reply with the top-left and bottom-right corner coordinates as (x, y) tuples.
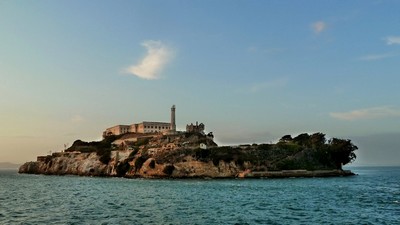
(276, 158), (297, 170)
(98, 150), (111, 164)
(116, 161), (130, 177)
(148, 159), (155, 169)
(135, 138), (150, 147)
(134, 156), (147, 171)
(127, 148), (139, 160)
(163, 165), (175, 175)
(195, 148), (210, 160)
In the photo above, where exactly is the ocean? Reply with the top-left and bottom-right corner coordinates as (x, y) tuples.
(0, 167), (399, 225)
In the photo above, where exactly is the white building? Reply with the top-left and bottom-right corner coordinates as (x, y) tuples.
(103, 105), (176, 137)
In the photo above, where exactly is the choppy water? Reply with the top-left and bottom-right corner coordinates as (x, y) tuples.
(0, 167), (399, 224)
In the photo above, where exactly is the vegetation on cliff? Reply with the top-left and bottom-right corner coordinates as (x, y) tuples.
(20, 132), (357, 178)
(66, 132), (356, 171)
(66, 135), (122, 164)
(154, 132), (357, 171)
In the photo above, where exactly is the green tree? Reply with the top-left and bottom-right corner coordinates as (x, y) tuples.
(279, 135), (293, 143)
(293, 133), (311, 147)
(310, 132), (326, 148)
(328, 138), (358, 169)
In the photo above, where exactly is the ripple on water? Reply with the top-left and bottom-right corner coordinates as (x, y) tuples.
(1, 168), (400, 224)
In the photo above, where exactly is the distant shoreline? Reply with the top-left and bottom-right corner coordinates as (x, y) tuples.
(0, 162), (21, 170)
(345, 165), (400, 168)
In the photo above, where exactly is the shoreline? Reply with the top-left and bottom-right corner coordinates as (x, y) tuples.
(18, 167), (355, 179)
(237, 169), (355, 178)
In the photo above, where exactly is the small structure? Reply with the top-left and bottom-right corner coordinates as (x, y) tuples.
(207, 132), (214, 139)
(186, 121), (205, 133)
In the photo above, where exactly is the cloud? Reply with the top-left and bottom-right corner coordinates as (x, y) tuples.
(250, 78), (288, 92)
(311, 21), (327, 34)
(247, 46), (258, 53)
(70, 115), (84, 123)
(125, 40), (174, 80)
(384, 36), (400, 45)
(330, 106), (400, 121)
(358, 53), (397, 61)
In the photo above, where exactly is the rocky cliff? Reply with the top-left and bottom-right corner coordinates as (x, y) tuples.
(19, 132), (357, 178)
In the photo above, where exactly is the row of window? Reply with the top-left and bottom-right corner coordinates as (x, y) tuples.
(144, 125), (170, 129)
(116, 125), (170, 133)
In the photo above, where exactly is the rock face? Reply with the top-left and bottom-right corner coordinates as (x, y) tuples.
(19, 132), (357, 178)
(19, 152), (109, 176)
(18, 152), (245, 178)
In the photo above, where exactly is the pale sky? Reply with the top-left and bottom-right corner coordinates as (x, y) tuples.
(1, 0), (399, 166)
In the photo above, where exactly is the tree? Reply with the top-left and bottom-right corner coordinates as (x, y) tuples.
(293, 133), (311, 147)
(279, 135), (293, 143)
(310, 132), (326, 148)
(328, 138), (358, 169)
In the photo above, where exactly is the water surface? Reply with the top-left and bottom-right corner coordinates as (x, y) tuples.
(1, 167), (399, 224)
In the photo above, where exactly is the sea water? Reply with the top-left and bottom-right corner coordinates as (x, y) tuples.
(0, 167), (399, 224)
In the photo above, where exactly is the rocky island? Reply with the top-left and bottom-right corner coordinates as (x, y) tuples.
(19, 105), (357, 178)
(19, 131), (357, 178)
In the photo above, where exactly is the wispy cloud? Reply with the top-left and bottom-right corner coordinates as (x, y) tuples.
(358, 53), (397, 61)
(125, 40), (174, 80)
(247, 46), (258, 53)
(384, 36), (400, 45)
(70, 115), (85, 123)
(330, 106), (400, 121)
(250, 78), (288, 92)
(311, 21), (327, 34)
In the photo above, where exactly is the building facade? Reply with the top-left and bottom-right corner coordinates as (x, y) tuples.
(134, 121), (172, 133)
(103, 125), (131, 136)
(103, 105), (176, 137)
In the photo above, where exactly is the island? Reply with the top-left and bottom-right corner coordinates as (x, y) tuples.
(19, 105), (357, 178)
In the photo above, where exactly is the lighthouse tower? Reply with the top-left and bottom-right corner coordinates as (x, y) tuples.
(171, 105), (176, 132)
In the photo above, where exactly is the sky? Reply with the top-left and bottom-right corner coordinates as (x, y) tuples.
(1, 0), (399, 166)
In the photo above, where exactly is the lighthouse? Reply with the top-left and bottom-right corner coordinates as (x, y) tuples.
(171, 105), (176, 132)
